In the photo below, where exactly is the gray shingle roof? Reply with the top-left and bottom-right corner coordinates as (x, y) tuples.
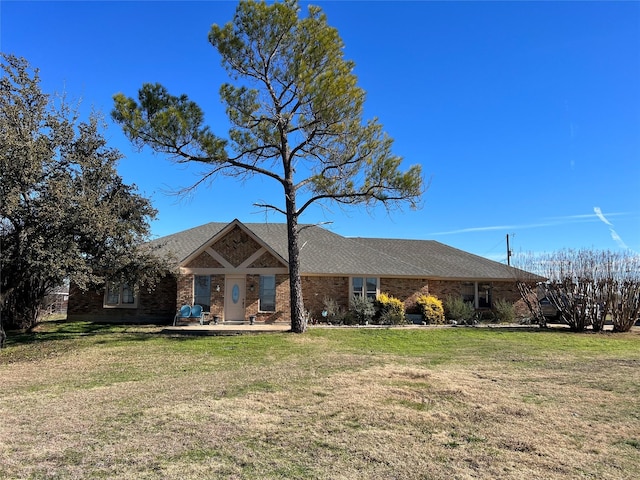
(151, 220), (538, 281)
(351, 238), (532, 280)
(150, 222), (229, 264)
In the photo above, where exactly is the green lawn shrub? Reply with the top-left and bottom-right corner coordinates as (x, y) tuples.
(349, 295), (376, 325)
(321, 296), (342, 324)
(443, 295), (475, 323)
(493, 298), (516, 323)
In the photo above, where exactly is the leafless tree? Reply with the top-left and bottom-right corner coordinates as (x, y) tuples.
(514, 249), (640, 332)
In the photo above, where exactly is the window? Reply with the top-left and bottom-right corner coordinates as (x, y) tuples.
(259, 275), (276, 312)
(194, 275), (211, 311)
(352, 277), (378, 300)
(104, 281), (137, 308)
(478, 284), (492, 309)
(462, 283), (475, 305)
(461, 282), (492, 309)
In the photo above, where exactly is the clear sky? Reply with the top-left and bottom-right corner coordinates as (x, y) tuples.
(3, 0), (639, 263)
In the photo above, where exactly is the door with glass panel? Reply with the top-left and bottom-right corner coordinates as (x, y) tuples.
(224, 275), (246, 322)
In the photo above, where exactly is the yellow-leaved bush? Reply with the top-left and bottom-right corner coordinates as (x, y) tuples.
(416, 295), (445, 324)
(376, 292), (406, 325)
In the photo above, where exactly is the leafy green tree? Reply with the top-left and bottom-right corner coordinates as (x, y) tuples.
(0, 54), (165, 345)
(112, 0), (424, 333)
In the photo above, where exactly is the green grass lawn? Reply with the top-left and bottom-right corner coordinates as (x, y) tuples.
(1, 321), (639, 479)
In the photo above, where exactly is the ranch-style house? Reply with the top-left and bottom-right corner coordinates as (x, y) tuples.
(67, 219), (537, 324)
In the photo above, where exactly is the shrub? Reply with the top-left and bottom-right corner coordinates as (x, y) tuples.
(321, 296), (342, 324)
(416, 295), (445, 324)
(340, 311), (359, 325)
(493, 298), (516, 323)
(375, 292), (406, 325)
(349, 295), (376, 325)
(443, 295), (475, 322)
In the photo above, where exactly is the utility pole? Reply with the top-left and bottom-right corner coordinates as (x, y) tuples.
(506, 234), (512, 266)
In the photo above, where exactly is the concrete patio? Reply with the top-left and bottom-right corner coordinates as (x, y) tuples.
(162, 322), (291, 335)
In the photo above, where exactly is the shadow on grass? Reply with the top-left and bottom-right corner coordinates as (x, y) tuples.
(3, 320), (165, 348)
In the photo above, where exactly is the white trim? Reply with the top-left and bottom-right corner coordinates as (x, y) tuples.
(349, 276), (379, 300)
(205, 247), (233, 268)
(181, 267), (288, 275)
(239, 247), (267, 269)
(474, 282), (479, 309)
(258, 274), (277, 313)
(103, 282), (138, 309)
(180, 219), (289, 268)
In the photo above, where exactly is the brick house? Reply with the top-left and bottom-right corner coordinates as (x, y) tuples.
(67, 219), (538, 324)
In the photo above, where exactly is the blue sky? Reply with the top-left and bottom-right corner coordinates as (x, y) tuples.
(3, 0), (639, 262)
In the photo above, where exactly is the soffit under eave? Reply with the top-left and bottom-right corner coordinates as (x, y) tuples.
(298, 272), (529, 282)
(423, 276), (542, 283)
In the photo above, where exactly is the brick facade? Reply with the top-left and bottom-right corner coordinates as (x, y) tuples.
(67, 275), (177, 323)
(301, 276), (351, 319)
(185, 252), (223, 269)
(379, 278), (430, 314)
(249, 252), (285, 268)
(298, 277), (526, 320)
(173, 274), (528, 324)
(245, 273), (290, 323)
(212, 225), (261, 267)
(68, 221), (530, 324)
(426, 280), (465, 301)
(174, 225), (291, 323)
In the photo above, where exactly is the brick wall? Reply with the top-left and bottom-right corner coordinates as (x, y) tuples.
(68, 275), (177, 323)
(427, 280), (463, 300)
(428, 279), (526, 314)
(249, 251), (284, 268)
(244, 274), (290, 323)
(492, 281), (529, 316)
(176, 273), (225, 316)
(176, 274), (193, 308)
(379, 278), (430, 313)
(491, 281), (523, 304)
(68, 283), (104, 317)
(185, 252), (223, 269)
(298, 277), (448, 317)
(300, 276), (350, 318)
(209, 274), (225, 318)
(213, 225), (261, 267)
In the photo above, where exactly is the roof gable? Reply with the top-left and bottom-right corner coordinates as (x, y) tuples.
(152, 219), (288, 269)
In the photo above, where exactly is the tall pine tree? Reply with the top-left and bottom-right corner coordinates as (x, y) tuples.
(113, 0), (424, 333)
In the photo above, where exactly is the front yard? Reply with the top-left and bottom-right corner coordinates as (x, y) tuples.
(1, 321), (639, 479)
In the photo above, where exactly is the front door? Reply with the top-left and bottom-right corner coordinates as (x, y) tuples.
(224, 275), (246, 322)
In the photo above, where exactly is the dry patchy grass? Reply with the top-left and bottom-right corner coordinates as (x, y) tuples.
(1, 324), (638, 479)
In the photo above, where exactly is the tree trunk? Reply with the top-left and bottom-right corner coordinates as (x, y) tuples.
(284, 183), (306, 333)
(516, 282), (547, 328)
(0, 320), (6, 349)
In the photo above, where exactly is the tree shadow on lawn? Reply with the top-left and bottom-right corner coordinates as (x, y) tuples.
(3, 319), (165, 348)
